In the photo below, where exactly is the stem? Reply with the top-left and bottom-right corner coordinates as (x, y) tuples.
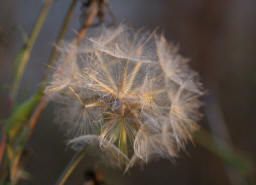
(27, 0), (79, 139)
(24, 0), (91, 146)
(119, 119), (128, 159)
(42, 0), (78, 82)
(55, 146), (89, 185)
(75, 0), (98, 45)
(195, 128), (253, 179)
(0, 137), (6, 164)
(2, 1), (98, 184)
(11, 0), (54, 101)
(27, 0), (98, 142)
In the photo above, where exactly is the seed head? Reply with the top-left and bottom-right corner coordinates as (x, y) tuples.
(46, 25), (203, 170)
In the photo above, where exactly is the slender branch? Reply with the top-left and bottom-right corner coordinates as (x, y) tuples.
(55, 146), (89, 185)
(75, 1), (98, 45)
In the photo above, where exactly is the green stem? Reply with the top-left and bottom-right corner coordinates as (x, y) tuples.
(2, 1), (78, 183)
(11, 0), (54, 101)
(195, 128), (253, 178)
(55, 146), (89, 185)
(9, 0), (78, 150)
(119, 119), (128, 159)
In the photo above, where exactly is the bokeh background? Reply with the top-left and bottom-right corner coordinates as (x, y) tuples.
(0, 0), (256, 185)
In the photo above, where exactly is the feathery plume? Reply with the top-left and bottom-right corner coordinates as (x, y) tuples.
(46, 24), (203, 170)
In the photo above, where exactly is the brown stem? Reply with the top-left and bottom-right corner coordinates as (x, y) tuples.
(27, 1), (98, 140)
(75, 2), (98, 45)
(42, 0), (79, 83)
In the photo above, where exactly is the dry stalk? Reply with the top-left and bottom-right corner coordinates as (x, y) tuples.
(27, 1), (99, 139)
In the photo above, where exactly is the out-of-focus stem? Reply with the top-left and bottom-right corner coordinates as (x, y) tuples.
(195, 128), (253, 181)
(3, 1), (78, 183)
(2, 1), (98, 184)
(27, 0), (98, 140)
(55, 146), (89, 185)
(0, 137), (6, 164)
(42, 0), (78, 82)
(10, 0), (54, 101)
(26, 0), (80, 140)
(75, 1), (98, 45)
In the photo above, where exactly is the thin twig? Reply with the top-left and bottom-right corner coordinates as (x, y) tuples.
(75, 2), (98, 45)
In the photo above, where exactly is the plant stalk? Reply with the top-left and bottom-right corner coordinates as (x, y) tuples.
(42, 0), (78, 82)
(27, 0), (98, 142)
(55, 146), (89, 185)
(11, 0), (54, 101)
(195, 128), (253, 182)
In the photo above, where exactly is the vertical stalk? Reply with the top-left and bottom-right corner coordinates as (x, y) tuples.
(55, 146), (89, 185)
(27, 0), (98, 141)
(42, 0), (78, 82)
(11, 0), (54, 101)
(195, 128), (253, 181)
(119, 119), (128, 159)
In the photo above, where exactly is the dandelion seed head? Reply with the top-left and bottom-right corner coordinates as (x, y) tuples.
(46, 24), (204, 170)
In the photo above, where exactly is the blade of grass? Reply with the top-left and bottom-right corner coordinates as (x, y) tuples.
(2, 2), (98, 183)
(3, 91), (43, 137)
(2, 0), (82, 183)
(3, 1), (79, 182)
(19, 0), (79, 142)
(5, 0), (78, 139)
(195, 128), (253, 177)
(10, 0), (54, 102)
(9, 0), (79, 143)
(3, 1), (100, 184)
(55, 145), (89, 185)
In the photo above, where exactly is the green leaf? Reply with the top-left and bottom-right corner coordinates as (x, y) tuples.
(3, 90), (43, 135)
(10, 0), (54, 101)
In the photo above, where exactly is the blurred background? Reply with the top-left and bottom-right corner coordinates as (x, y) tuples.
(0, 0), (255, 184)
